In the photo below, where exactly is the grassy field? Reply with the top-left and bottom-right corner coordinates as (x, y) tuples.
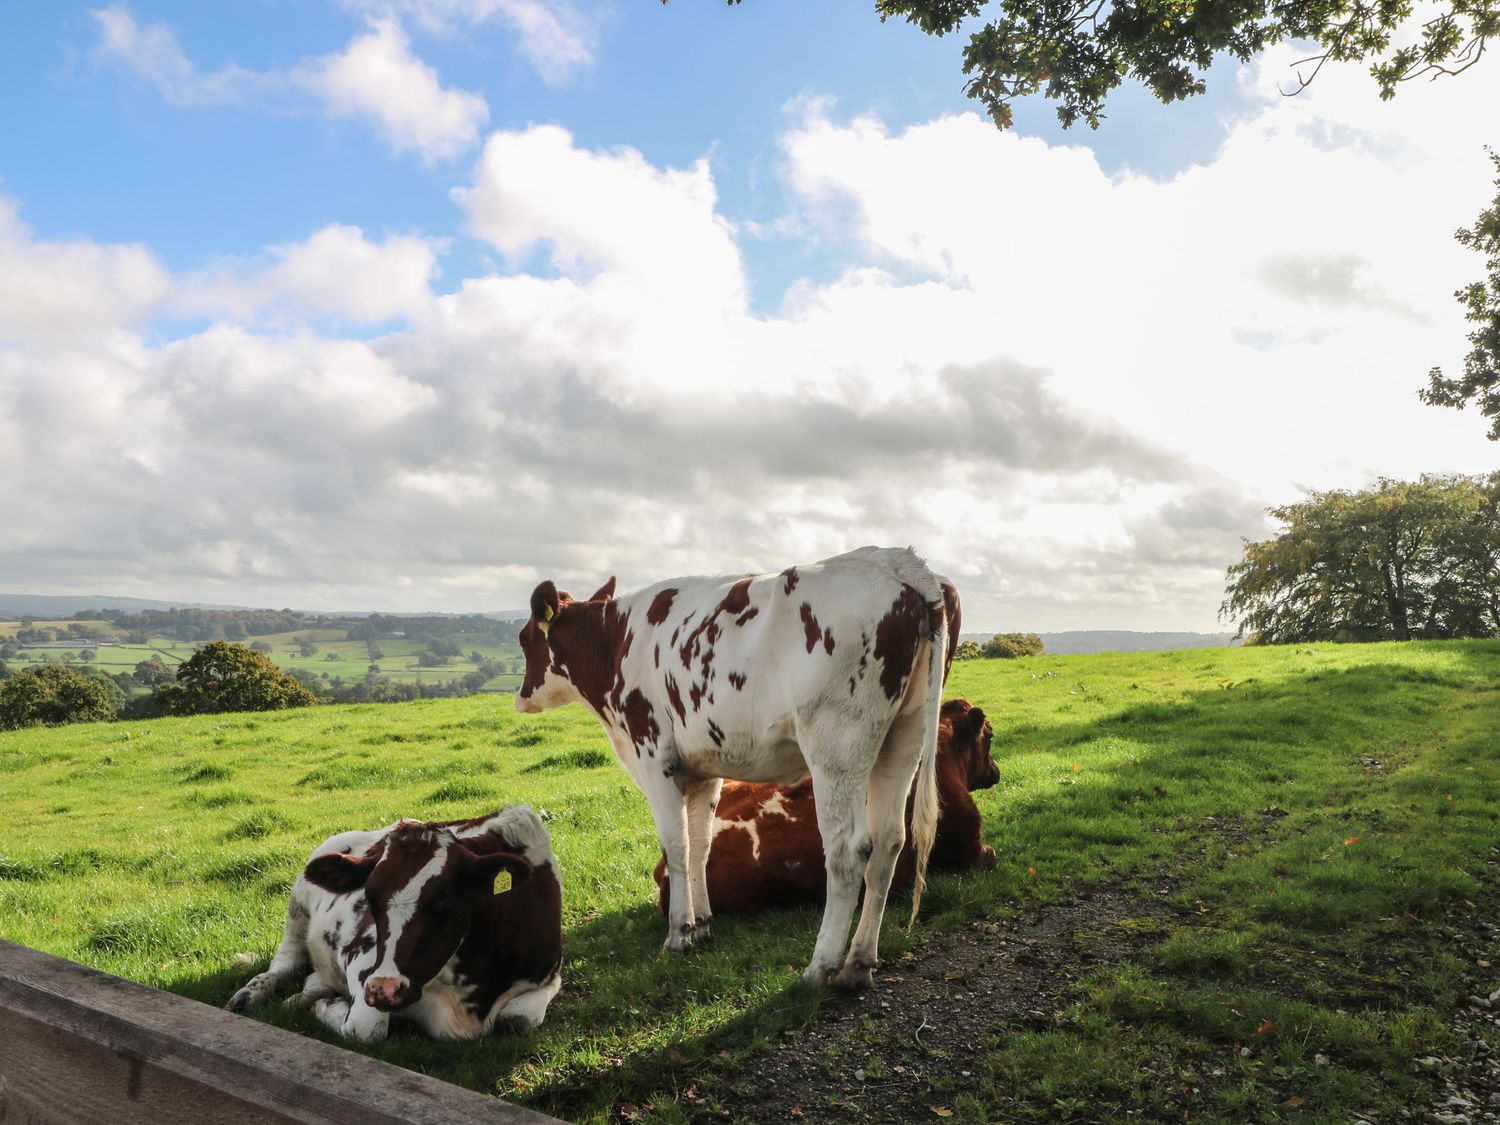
(1, 625), (526, 693)
(1, 639), (1497, 1122)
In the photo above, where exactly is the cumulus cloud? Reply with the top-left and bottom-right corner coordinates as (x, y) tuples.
(91, 6), (488, 161)
(339, 0), (595, 84)
(6, 50), (1499, 628)
(177, 223), (441, 325)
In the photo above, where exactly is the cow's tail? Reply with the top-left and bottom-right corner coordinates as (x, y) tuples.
(907, 592), (948, 928)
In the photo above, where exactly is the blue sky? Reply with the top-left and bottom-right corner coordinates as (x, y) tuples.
(0, 2), (1495, 629)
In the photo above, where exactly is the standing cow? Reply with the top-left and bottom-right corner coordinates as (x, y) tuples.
(516, 546), (955, 990)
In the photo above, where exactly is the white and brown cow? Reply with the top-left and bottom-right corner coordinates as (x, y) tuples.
(516, 546), (956, 990)
(653, 697), (1000, 916)
(226, 805), (562, 1042)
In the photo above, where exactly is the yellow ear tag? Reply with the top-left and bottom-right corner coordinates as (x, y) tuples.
(493, 870), (513, 895)
(541, 604), (554, 622)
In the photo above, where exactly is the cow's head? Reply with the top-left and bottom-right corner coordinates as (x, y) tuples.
(515, 576), (616, 714)
(304, 821), (532, 1012)
(940, 698), (1000, 791)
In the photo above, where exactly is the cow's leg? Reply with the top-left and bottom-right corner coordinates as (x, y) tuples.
(227, 897), (311, 1013)
(490, 969), (564, 1034)
(642, 768), (696, 951)
(311, 991), (390, 1043)
(683, 776), (722, 943)
(838, 705), (927, 991)
(802, 762), (872, 986)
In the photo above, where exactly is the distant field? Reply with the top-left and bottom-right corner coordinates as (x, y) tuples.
(2, 640), (1498, 1122)
(1, 622), (524, 693)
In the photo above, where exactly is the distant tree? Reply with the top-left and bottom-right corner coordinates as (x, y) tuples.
(298, 639), (318, 658)
(981, 632), (1045, 659)
(953, 639), (983, 661)
(79, 648), (96, 663)
(0, 642), (16, 660)
(1424, 150), (1500, 440)
(1222, 474), (1500, 643)
(0, 659), (10, 680)
(223, 621), (247, 641)
(367, 663), (381, 674)
(133, 657), (175, 687)
(366, 641), (384, 661)
(249, 641), (273, 653)
(417, 650), (453, 668)
(324, 652), (340, 661)
(0, 664), (117, 730)
(154, 642), (319, 716)
(428, 637), (462, 658)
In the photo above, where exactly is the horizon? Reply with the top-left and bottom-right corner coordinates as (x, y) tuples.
(3, 4), (1497, 632)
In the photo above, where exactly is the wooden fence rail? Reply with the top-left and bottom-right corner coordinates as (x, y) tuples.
(0, 939), (566, 1124)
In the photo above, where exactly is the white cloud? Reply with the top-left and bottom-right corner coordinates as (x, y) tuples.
(299, 18), (489, 162)
(341, 0), (595, 84)
(0, 198), (169, 344)
(5, 53), (1499, 628)
(90, 6), (488, 161)
(178, 224), (441, 325)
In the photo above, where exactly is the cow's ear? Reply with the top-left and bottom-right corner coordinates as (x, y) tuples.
(530, 581), (561, 627)
(460, 848), (533, 894)
(304, 850), (378, 894)
(588, 576), (617, 602)
(966, 706), (987, 735)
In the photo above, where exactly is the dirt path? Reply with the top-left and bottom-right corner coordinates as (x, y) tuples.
(683, 877), (1186, 1123)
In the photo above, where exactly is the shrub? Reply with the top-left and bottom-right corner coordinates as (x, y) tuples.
(953, 640), (982, 661)
(0, 664), (118, 730)
(981, 632), (1045, 659)
(153, 642), (319, 716)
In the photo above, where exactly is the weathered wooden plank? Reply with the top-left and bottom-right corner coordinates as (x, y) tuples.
(0, 940), (565, 1125)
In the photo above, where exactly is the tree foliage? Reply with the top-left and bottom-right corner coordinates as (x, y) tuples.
(0, 664), (118, 730)
(752, 0), (1497, 129)
(154, 641), (319, 716)
(1423, 149), (1500, 440)
(1222, 474), (1500, 644)
(953, 639), (984, 660)
(982, 632), (1046, 658)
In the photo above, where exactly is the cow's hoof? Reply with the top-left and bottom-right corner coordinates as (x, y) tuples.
(692, 916), (714, 944)
(977, 845), (997, 870)
(834, 962), (875, 992)
(800, 963), (838, 988)
(226, 989), (252, 1013)
(663, 924), (695, 953)
(492, 1015), (535, 1036)
(293, 985), (341, 1010)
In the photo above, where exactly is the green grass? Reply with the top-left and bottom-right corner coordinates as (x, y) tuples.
(2, 639), (1498, 1122)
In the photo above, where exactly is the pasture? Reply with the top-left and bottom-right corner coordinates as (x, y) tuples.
(0, 623), (526, 693)
(1, 639), (1497, 1122)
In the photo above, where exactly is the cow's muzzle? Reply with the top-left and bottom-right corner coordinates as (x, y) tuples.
(514, 691), (541, 714)
(364, 975), (418, 1011)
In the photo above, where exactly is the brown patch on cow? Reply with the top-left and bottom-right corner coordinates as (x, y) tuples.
(734, 606), (758, 627)
(664, 674), (687, 726)
(622, 689), (660, 750)
(647, 588), (677, 625)
(522, 590), (632, 719)
(822, 627), (835, 655)
(707, 718), (725, 747)
(799, 602), (821, 654)
(653, 645), (660, 668)
(728, 671), (747, 691)
(781, 566), (799, 595)
(722, 577), (752, 615)
(873, 584), (928, 701)
(689, 682), (705, 713)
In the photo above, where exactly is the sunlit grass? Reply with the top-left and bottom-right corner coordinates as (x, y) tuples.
(2, 638), (1498, 1121)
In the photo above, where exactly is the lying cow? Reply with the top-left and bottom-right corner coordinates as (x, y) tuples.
(226, 805), (562, 1043)
(517, 546), (957, 990)
(654, 698), (999, 915)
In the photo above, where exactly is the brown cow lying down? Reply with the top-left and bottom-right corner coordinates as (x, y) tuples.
(227, 805), (562, 1042)
(655, 698), (999, 916)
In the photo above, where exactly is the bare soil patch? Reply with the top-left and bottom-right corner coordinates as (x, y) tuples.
(681, 876), (1186, 1123)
